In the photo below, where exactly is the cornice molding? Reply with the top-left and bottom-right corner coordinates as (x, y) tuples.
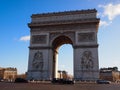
(28, 18), (100, 27)
(31, 9), (97, 18)
(29, 46), (52, 50)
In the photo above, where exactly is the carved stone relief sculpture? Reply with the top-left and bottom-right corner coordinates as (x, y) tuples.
(81, 50), (94, 70)
(32, 51), (44, 70)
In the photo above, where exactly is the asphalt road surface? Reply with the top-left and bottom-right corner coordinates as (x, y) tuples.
(0, 82), (120, 90)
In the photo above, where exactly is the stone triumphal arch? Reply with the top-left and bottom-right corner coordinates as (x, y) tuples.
(27, 9), (100, 81)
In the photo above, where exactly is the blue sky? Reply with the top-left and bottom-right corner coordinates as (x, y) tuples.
(0, 0), (120, 74)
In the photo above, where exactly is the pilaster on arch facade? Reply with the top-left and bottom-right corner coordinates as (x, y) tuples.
(27, 9), (100, 81)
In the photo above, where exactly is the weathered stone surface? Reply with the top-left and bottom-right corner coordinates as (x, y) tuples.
(27, 9), (100, 81)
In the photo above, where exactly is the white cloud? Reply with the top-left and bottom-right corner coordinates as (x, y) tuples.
(99, 3), (120, 21)
(20, 35), (30, 41)
(100, 20), (112, 27)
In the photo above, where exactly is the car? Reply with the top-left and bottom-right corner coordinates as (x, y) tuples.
(96, 80), (111, 84)
(0, 78), (4, 82)
(51, 78), (75, 84)
(65, 79), (75, 84)
(15, 78), (28, 83)
(51, 78), (59, 83)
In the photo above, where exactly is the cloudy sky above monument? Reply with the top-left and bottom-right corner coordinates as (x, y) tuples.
(0, 0), (120, 74)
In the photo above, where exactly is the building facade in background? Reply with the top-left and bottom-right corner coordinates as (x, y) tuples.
(100, 67), (120, 82)
(0, 67), (4, 80)
(57, 70), (73, 80)
(0, 67), (17, 82)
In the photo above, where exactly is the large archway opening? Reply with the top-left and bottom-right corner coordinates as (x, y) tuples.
(52, 35), (73, 79)
(58, 44), (73, 78)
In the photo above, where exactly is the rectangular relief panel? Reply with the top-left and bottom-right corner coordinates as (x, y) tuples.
(78, 32), (95, 42)
(32, 35), (47, 44)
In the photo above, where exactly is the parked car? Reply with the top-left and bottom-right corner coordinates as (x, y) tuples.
(0, 78), (4, 82)
(65, 79), (75, 84)
(15, 78), (28, 83)
(51, 78), (59, 83)
(96, 80), (111, 84)
(51, 78), (75, 84)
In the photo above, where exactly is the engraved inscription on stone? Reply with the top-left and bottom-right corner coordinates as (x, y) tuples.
(81, 50), (94, 70)
(32, 51), (44, 70)
(32, 35), (47, 44)
(78, 32), (95, 42)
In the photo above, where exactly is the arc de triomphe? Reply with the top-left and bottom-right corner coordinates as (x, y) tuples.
(27, 9), (100, 81)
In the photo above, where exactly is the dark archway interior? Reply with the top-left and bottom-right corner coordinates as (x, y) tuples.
(52, 35), (73, 51)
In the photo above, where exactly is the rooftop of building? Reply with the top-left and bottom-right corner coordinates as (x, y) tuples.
(100, 67), (119, 72)
(0, 67), (17, 71)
